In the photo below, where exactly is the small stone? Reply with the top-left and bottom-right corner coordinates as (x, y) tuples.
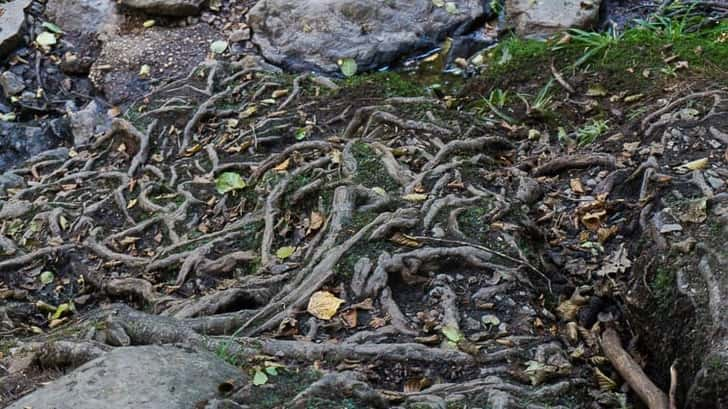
(0, 71), (25, 97)
(20, 90), (35, 101)
(659, 223), (683, 234)
(229, 28), (251, 42)
(707, 176), (725, 191)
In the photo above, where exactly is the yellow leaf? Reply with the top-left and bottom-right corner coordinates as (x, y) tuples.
(127, 198), (138, 209)
(681, 157), (709, 170)
(307, 291), (344, 320)
(389, 232), (421, 248)
(273, 158), (290, 172)
(402, 193), (428, 202)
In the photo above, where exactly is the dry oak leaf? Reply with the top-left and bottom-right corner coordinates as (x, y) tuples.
(307, 291), (345, 320)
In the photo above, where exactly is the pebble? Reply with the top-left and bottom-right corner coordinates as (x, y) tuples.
(0, 71), (25, 97)
(707, 176), (725, 190)
(229, 28), (251, 42)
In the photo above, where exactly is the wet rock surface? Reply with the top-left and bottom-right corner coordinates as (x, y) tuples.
(6, 345), (243, 409)
(248, 0), (491, 73)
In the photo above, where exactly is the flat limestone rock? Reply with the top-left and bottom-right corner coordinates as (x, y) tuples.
(248, 0), (489, 73)
(6, 345), (243, 409)
(45, 0), (120, 33)
(0, 0), (32, 58)
(506, 0), (602, 38)
(120, 0), (204, 16)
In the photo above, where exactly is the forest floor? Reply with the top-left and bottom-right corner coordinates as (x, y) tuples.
(1, 6), (728, 409)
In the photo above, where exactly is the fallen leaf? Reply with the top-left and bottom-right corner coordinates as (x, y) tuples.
(275, 246), (295, 260)
(42, 22), (64, 34)
(252, 369), (268, 386)
(139, 64), (151, 77)
(594, 367), (617, 391)
(307, 291), (345, 320)
(441, 326), (463, 343)
(309, 211), (324, 231)
(339, 58), (358, 77)
(402, 193), (428, 202)
(389, 232), (421, 248)
(273, 158), (290, 172)
(143, 19), (156, 28)
(595, 243), (631, 276)
(679, 157), (708, 171)
(586, 84), (607, 97)
(215, 172), (247, 194)
(570, 178), (585, 194)
(36, 32), (57, 47)
(40, 271), (54, 285)
(210, 40), (228, 54)
(271, 89), (288, 99)
(341, 309), (357, 328)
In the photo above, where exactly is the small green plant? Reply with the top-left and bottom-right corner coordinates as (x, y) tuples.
(518, 79), (554, 116)
(486, 88), (508, 108)
(576, 119), (609, 146)
(554, 28), (622, 67)
(636, 3), (701, 42)
(479, 88), (516, 123)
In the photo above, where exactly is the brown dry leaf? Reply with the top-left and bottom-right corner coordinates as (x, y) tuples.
(597, 225), (619, 243)
(570, 178), (585, 194)
(595, 243), (631, 277)
(581, 210), (606, 231)
(309, 211), (324, 231)
(403, 378), (424, 393)
(389, 232), (422, 248)
(594, 367), (617, 391)
(341, 309), (357, 328)
(351, 298), (374, 310)
(307, 291), (345, 320)
(273, 158), (290, 172)
(556, 300), (580, 321)
(369, 316), (387, 328)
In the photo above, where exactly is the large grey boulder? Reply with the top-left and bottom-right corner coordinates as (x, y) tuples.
(0, 0), (32, 58)
(248, 0), (490, 73)
(505, 0), (602, 38)
(7, 345), (243, 409)
(45, 0), (120, 33)
(120, 0), (204, 16)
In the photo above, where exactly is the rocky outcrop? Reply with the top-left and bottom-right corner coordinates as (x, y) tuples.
(248, 0), (490, 73)
(120, 0), (205, 16)
(505, 0), (602, 37)
(45, 0), (119, 33)
(0, 0), (32, 59)
(6, 345), (243, 409)
(0, 121), (65, 171)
